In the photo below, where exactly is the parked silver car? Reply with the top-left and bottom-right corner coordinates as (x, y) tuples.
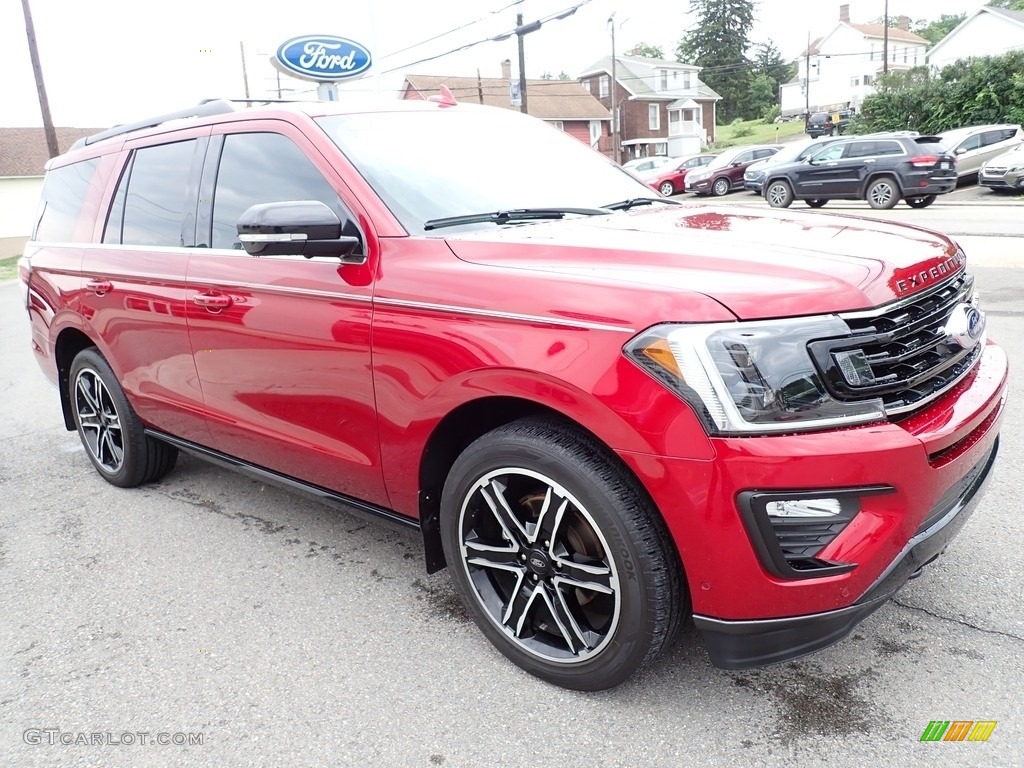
(937, 124), (1024, 177)
(979, 143), (1024, 192)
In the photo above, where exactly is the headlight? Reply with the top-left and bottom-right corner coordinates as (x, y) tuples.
(624, 317), (885, 435)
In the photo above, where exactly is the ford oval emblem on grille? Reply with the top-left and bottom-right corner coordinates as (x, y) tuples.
(941, 303), (986, 349)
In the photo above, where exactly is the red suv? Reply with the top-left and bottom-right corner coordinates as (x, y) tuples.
(20, 97), (1006, 691)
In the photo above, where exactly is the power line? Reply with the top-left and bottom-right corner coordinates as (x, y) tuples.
(377, 0), (524, 61)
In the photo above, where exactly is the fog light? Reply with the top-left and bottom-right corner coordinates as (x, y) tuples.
(766, 498), (842, 518)
(737, 486), (893, 579)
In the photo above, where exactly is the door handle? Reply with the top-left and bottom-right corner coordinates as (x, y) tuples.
(863, 159), (876, 164)
(192, 293), (233, 309)
(826, 162), (838, 166)
(86, 279), (112, 295)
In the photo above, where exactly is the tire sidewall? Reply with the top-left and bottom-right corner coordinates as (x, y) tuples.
(69, 349), (143, 487)
(439, 435), (661, 689)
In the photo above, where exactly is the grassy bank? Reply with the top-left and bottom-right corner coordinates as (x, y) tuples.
(0, 256), (20, 281)
(711, 118), (805, 149)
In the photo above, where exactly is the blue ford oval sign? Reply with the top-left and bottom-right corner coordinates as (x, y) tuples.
(273, 35), (372, 82)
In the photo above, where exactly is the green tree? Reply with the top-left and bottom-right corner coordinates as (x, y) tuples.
(675, 0), (756, 122)
(626, 43), (665, 59)
(752, 41), (792, 103)
(557, 71), (571, 80)
(859, 51), (1024, 133)
(988, 0), (1024, 11)
(912, 13), (966, 46)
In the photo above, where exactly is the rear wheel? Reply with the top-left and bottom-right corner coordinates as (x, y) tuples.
(439, 418), (684, 691)
(905, 194), (937, 209)
(70, 348), (178, 487)
(765, 180), (794, 208)
(711, 177), (731, 196)
(659, 181), (676, 197)
(866, 177), (900, 210)
(805, 198), (828, 208)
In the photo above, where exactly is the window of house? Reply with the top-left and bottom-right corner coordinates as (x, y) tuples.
(105, 140), (196, 247)
(599, 76), (609, 98)
(660, 71), (668, 90)
(870, 43), (875, 61)
(211, 133), (347, 251)
(649, 104), (660, 131)
(864, 74), (873, 85)
(683, 72), (691, 89)
(582, 80), (591, 93)
(903, 47), (908, 63)
(589, 120), (602, 146)
(913, 49), (919, 65)
(551, 120), (564, 131)
(35, 158), (100, 242)
(669, 110), (681, 134)
(851, 76), (861, 86)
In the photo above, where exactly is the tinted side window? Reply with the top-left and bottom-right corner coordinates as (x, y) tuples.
(734, 152), (753, 164)
(116, 140), (196, 247)
(34, 158), (100, 242)
(981, 130), (1011, 147)
(874, 141), (904, 156)
(212, 133), (344, 250)
(960, 134), (982, 152)
(753, 148), (776, 159)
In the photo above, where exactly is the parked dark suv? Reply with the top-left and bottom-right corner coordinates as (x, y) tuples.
(763, 135), (958, 209)
(806, 109), (854, 138)
(19, 97), (1005, 691)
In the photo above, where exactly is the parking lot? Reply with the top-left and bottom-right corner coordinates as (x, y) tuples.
(1, 211), (1022, 766)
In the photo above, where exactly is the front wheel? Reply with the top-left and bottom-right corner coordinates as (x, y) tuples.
(439, 419), (684, 691)
(905, 194), (937, 209)
(866, 177), (900, 209)
(70, 348), (178, 487)
(805, 198), (828, 208)
(659, 181), (676, 197)
(765, 180), (794, 208)
(711, 177), (731, 197)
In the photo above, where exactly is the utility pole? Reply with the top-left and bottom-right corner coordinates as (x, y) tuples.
(804, 31), (810, 129)
(516, 13), (529, 114)
(882, 0), (890, 76)
(609, 13), (618, 164)
(20, 0), (59, 158)
(240, 41), (250, 98)
(477, 69), (484, 104)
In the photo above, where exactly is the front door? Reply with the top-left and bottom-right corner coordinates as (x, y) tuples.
(185, 125), (388, 506)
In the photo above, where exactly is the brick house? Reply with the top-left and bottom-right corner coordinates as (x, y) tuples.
(577, 55), (722, 162)
(401, 61), (612, 154)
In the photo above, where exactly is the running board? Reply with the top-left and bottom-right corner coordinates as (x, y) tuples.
(144, 429), (419, 533)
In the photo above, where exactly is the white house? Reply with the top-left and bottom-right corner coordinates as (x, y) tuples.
(927, 6), (1024, 70)
(780, 4), (928, 117)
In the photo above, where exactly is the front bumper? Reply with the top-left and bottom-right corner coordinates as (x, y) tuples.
(694, 439), (999, 668)
(979, 171), (1024, 190)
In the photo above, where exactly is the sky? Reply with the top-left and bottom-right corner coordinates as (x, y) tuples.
(2, 0), (989, 128)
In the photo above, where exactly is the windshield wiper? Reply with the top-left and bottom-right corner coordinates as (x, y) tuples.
(602, 197), (682, 211)
(423, 207), (610, 231)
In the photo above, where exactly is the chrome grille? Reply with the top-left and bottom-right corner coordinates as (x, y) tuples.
(809, 272), (982, 414)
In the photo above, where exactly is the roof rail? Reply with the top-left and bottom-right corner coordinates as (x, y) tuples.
(69, 99), (240, 151)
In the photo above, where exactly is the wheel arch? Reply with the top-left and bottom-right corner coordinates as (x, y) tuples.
(416, 395), (677, 575)
(862, 171), (904, 197)
(54, 327), (99, 430)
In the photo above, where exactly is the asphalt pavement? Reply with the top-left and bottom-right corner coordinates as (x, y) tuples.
(1, 212), (1023, 766)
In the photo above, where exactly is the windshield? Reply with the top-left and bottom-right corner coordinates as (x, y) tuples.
(316, 105), (654, 233)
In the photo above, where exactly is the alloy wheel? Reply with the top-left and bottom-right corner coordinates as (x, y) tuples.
(74, 368), (124, 473)
(456, 467), (620, 663)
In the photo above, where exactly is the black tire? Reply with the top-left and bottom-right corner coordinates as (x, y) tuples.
(711, 177), (730, 197)
(765, 179), (794, 208)
(659, 181), (676, 197)
(805, 198), (828, 208)
(905, 194), (937, 209)
(439, 418), (684, 691)
(866, 176), (900, 209)
(69, 348), (178, 487)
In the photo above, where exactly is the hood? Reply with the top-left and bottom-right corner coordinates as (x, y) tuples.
(444, 205), (963, 321)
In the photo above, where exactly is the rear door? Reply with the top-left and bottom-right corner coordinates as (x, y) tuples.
(80, 130), (212, 444)
(185, 123), (388, 505)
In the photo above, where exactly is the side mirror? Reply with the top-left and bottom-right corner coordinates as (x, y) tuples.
(955, 147), (967, 155)
(237, 200), (365, 263)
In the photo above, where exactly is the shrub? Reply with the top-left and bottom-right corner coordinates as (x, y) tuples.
(762, 104), (781, 124)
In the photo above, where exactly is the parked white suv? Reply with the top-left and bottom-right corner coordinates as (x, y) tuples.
(937, 124), (1024, 177)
